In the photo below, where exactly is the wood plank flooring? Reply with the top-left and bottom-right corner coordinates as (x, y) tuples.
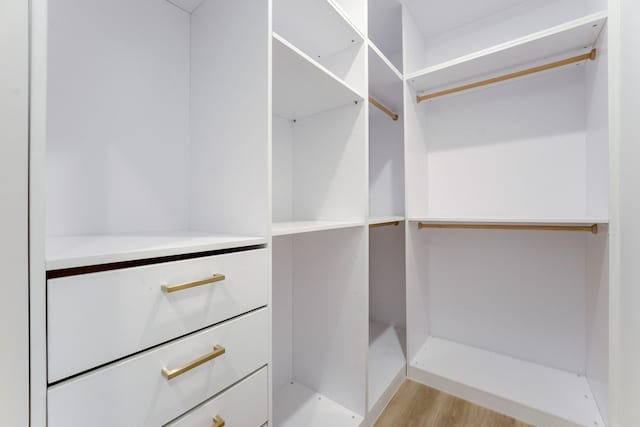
(374, 380), (533, 427)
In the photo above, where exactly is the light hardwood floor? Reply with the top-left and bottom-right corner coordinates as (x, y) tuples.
(374, 380), (533, 427)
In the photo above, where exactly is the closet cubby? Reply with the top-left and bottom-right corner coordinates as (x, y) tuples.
(368, 223), (406, 412)
(368, 44), (403, 224)
(368, 0), (403, 72)
(272, 228), (368, 427)
(45, 0), (269, 270)
(271, 99), (367, 235)
(402, 0), (610, 425)
(272, 34), (364, 126)
(404, 14), (609, 222)
(406, 225), (609, 426)
(273, 0), (367, 96)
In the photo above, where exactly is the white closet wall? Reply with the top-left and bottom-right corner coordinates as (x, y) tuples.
(614, 0), (640, 425)
(0, 0), (29, 424)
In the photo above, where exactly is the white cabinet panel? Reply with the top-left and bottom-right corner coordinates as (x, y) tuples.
(0, 0), (29, 425)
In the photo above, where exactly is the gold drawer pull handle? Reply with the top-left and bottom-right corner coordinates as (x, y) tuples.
(162, 345), (226, 380)
(161, 274), (225, 293)
(212, 415), (225, 427)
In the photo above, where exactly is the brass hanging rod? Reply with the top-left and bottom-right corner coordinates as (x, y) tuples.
(417, 49), (597, 103)
(417, 222), (598, 234)
(370, 221), (400, 228)
(369, 97), (399, 121)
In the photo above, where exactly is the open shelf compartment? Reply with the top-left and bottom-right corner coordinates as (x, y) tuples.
(410, 337), (605, 427)
(272, 228), (368, 426)
(45, 0), (269, 269)
(368, 220), (406, 413)
(273, 0), (366, 95)
(273, 33), (364, 120)
(274, 0), (363, 60)
(405, 220), (610, 425)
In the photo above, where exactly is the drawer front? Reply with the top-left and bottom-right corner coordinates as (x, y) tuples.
(168, 367), (268, 427)
(48, 248), (268, 382)
(48, 308), (268, 427)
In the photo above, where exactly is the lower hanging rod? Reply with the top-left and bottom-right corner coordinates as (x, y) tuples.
(417, 48), (597, 103)
(417, 222), (599, 234)
(370, 221), (400, 228)
(369, 97), (399, 121)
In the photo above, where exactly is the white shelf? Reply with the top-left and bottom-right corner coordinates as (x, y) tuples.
(407, 11), (607, 95)
(272, 220), (364, 237)
(46, 232), (265, 270)
(274, 381), (363, 427)
(273, 32), (364, 120)
(410, 337), (605, 427)
(410, 217), (608, 226)
(368, 43), (403, 115)
(273, 0), (363, 60)
(368, 216), (405, 226)
(368, 321), (406, 408)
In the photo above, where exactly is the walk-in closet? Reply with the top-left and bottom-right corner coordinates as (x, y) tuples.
(10, 0), (625, 425)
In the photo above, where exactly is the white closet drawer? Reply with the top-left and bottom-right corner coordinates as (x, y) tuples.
(168, 367), (268, 427)
(48, 248), (268, 382)
(48, 308), (268, 427)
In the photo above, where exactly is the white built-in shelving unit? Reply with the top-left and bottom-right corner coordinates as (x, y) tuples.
(28, 0), (619, 426)
(271, 1), (370, 426)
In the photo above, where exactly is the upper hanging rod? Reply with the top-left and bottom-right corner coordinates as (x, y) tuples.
(417, 222), (599, 234)
(369, 97), (399, 121)
(417, 49), (597, 103)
